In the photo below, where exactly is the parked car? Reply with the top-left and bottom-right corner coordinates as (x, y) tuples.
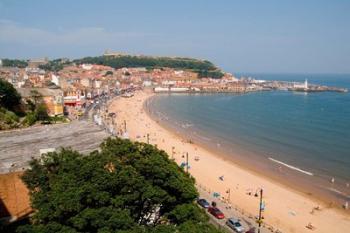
(197, 198), (210, 208)
(208, 207), (225, 219)
(226, 218), (245, 232)
(245, 228), (256, 233)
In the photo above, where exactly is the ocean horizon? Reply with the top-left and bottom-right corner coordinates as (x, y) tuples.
(147, 73), (350, 205)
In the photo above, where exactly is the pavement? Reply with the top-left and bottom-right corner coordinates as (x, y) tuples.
(198, 185), (275, 233)
(0, 120), (109, 174)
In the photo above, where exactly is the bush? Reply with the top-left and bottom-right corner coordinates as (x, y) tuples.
(23, 112), (37, 126)
(0, 107), (20, 129)
(50, 115), (67, 123)
(35, 104), (50, 121)
(4, 110), (19, 123)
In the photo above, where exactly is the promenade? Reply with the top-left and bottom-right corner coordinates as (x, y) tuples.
(0, 120), (108, 174)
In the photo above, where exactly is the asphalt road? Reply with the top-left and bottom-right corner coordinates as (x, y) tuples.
(0, 120), (109, 174)
(198, 186), (275, 233)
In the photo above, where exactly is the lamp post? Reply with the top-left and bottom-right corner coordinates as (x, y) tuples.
(227, 188), (231, 203)
(258, 188), (264, 233)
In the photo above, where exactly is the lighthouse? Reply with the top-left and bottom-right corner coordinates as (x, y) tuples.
(304, 79), (308, 90)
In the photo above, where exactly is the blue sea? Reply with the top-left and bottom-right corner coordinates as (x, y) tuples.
(147, 74), (350, 204)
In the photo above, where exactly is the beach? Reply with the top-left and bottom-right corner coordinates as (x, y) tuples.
(109, 90), (350, 233)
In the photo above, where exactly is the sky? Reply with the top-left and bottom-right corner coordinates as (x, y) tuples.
(0, 0), (349, 74)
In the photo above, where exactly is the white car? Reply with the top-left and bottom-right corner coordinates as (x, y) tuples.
(226, 218), (245, 232)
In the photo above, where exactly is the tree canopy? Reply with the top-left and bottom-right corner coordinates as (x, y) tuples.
(0, 79), (22, 112)
(73, 56), (224, 79)
(38, 59), (68, 72)
(1, 59), (28, 68)
(18, 138), (223, 233)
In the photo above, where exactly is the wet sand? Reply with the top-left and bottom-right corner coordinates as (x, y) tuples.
(109, 90), (350, 233)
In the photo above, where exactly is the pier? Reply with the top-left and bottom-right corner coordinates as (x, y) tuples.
(153, 79), (348, 94)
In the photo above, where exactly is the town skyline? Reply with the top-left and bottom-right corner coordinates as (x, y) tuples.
(1, 0), (349, 74)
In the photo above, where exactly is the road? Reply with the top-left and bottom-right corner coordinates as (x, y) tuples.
(0, 120), (109, 174)
(198, 185), (275, 233)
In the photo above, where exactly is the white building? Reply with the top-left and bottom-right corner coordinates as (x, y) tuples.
(170, 87), (189, 92)
(143, 80), (152, 87)
(162, 80), (176, 85)
(51, 74), (60, 86)
(154, 87), (169, 93)
(94, 80), (102, 89)
(81, 64), (93, 70)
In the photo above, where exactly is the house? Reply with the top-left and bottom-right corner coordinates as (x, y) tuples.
(28, 58), (48, 68)
(63, 89), (86, 107)
(80, 78), (92, 88)
(17, 88), (64, 116)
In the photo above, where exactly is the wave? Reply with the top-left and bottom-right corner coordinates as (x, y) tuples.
(268, 157), (314, 176)
(326, 187), (350, 199)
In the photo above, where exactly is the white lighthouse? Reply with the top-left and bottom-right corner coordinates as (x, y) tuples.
(293, 79), (309, 90)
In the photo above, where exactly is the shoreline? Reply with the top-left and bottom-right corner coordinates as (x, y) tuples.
(145, 95), (350, 209)
(109, 90), (350, 233)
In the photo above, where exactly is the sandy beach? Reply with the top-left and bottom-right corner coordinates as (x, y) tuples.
(109, 90), (350, 233)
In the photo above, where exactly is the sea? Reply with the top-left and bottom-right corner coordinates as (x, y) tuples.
(146, 74), (350, 206)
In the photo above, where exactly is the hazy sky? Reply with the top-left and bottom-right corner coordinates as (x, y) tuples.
(0, 0), (349, 73)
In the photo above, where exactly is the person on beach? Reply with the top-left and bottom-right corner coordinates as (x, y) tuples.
(306, 222), (316, 230)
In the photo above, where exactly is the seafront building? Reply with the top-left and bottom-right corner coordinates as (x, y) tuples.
(17, 88), (64, 116)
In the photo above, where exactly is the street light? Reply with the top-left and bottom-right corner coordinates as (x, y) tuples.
(257, 188), (264, 233)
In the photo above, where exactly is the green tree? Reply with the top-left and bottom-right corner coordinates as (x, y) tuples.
(0, 79), (22, 112)
(29, 90), (42, 107)
(73, 55), (223, 79)
(18, 138), (223, 233)
(35, 104), (50, 121)
(1, 59), (28, 68)
(23, 111), (37, 126)
(104, 71), (113, 76)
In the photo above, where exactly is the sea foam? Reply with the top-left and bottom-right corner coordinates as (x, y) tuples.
(268, 157), (314, 176)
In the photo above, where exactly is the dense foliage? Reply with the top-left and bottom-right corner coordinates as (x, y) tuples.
(0, 79), (22, 129)
(74, 56), (224, 79)
(0, 107), (20, 129)
(1, 59), (28, 68)
(39, 59), (69, 72)
(18, 138), (223, 233)
(0, 79), (22, 112)
(22, 103), (50, 126)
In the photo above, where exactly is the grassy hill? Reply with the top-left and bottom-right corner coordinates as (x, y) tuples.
(73, 55), (224, 79)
